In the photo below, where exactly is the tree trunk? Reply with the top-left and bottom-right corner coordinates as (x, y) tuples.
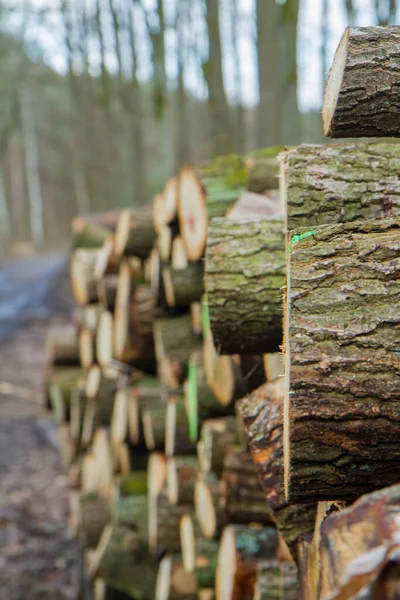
(19, 84), (44, 246)
(162, 263), (204, 308)
(167, 456), (200, 505)
(204, 0), (234, 155)
(256, 0), (281, 146)
(148, 491), (192, 554)
(238, 380), (317, 558)
(279, 0), (300, 145)
(285, 218), (400, 502)
(195, 472), (225, 540)
(323, 27), (400, 138)
(206, 216), (285, 354)
(281, 143), (400, 231)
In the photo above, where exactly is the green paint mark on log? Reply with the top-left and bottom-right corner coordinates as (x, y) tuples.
(290, 230), (317, 247)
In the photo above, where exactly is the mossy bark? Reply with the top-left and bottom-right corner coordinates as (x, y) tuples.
(323, 27), (400, 138)
(254, 560), (298, 600)
(281, 143), (400, 231)
(206, 216), (285, 354)
(221, 447), (273, 526)
(245, 148), (281, 193)
(198, 416), (240, 475)
(195, 538), (219, 590)
(286, 218), (400, 502)
(153, 492), (192, 555)
(72, 220), (111, 249)
(120, 210), (155, 260)
(238, 381), (317, 558)
(98, 526), (158, 599)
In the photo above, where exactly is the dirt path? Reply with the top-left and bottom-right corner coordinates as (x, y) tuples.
(0, 256), (82, 599)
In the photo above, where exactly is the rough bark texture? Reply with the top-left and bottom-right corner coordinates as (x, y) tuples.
(282, 143), (400, 231)
(238, 381), (317, 558)
(151, 492), (192, 555)
(323, 27), (400, 138)
(221, 447), (273, 526)
(318, 484), (400, 600)
(206, 216), (285, 354)
(286, 218), (400, 502)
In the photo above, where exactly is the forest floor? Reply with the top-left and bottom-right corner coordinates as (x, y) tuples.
(0, 254), (83, 599)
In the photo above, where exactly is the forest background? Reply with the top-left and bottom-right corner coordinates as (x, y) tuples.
(0, 0), (396, 253)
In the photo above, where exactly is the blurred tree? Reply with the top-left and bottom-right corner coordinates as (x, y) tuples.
(173, 0), (190, 173)
(280, 0), (300, 144)
(375, 0), (397, 24)
(256, 0), (281, 146)
(204, 0), (234, 156)
(230, 0), (245, 152)
(321, 0), (329, 98)
(344, 0), (356, 25)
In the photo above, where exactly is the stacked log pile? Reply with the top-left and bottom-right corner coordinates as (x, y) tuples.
(45, 26), (400, 600)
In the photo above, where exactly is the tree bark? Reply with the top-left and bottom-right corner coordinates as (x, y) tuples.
(318, 484), (400, 599)
(206, 216), (285, 354)
(221, 447), (273, 526)
(238, 381), (317, 558)
(167, 456), (200, 505)
(149, 491), (192, 554)
(281, 143), (400, 231)
(156, 555), (197, 600)
(114, 208), (155, 260)
(253, 560), (298, 600)
(323, 27), (400, 138)
(285, 218), (400, 502)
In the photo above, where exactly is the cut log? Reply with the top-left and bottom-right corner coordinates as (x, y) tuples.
(190, 302), (202, 336)
(147, 452), (167, 498)
(253, 559), (298, 600)
(245, 148), (281, 194)
(92, 428), (114, 500)
(221, 447), (273, 526)
(281, 144), (400, 231)
(142, 402), (167, 452)
(195, 472), (225, 539)
(238, 380), (317, 558)
(285, 218), (400, 502)
(97, 526), (158, 599)
(167, 456), (199, 505)
(110, 388), (128, 448)
(153, 178), (178, 234)
(185, 351), (234, 420)
(72, 219), (111, 249)
(195, 538), (219, 591)
(154, 314), (202, 388)
(162, 262), (204, 308)
(70, 490), (110, 548)
(155, 555), (197, 600)
(47, 366), (85, 424)
(114, 208), (155, 260)
(206, 215), (285, 354)
(203, 336), (246, 407)
(117, 444), (148, 475)
(70, 248), (100, 304)
(47, 324), (80, 366)
(148, 490), (192, 555)
(318, 484), (400, 600)
(171, 236), (188, 269)
(323, 26), (400, 138)
(113, 261), (134, 360)
(127, 379), (164, 445)
(180, 513), (198, 573)
(215, 524), (279, 600)
(178, 157), (246, 261)
(165, 396), (196, 457)
(79, 327), (95, 368)
(227, 191), (280, 220)
(263, 353), (283, 383)
(197, 417), (240, 475)
(96, 311), (114, 367)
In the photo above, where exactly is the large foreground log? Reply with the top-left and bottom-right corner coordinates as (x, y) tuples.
(318, 484), (400, 600)
(238, 380), (317, 558)
(206, 216), (285, 354)
(323, 26), (400, 138)
(284, 218), (400, 502)
(281, 143), (400, 231)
